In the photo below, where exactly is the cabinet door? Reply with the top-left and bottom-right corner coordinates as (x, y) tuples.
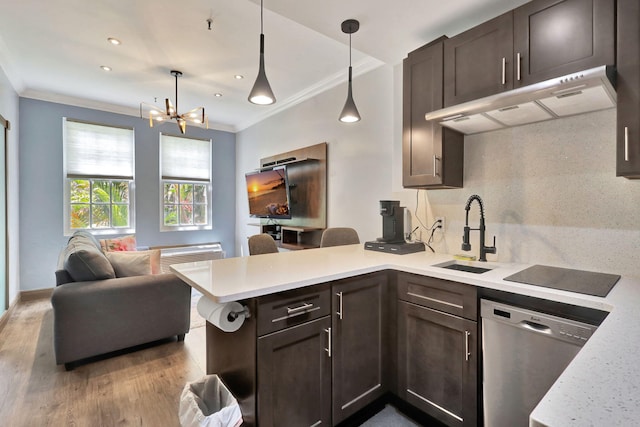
(444, 12), (514, 107)
(332, 273), (389, 424)
(257, 316), (331, 427)
(398, 301), (477, 427)
(403, 39), (464, 188)
(514, 0), (615, 87)
(617, 0), (640, 178)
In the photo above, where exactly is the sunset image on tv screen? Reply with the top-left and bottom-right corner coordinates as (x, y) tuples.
(246, 169), (289, 217)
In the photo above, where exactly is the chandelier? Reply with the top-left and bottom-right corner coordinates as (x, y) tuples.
(140, 70), (208, 134)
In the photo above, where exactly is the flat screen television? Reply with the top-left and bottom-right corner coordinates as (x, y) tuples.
(245, 166), (291, 219)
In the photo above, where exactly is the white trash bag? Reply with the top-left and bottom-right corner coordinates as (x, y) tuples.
(179, 374), (243, 427)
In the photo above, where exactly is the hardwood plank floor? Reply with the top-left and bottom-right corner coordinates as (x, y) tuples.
(0, 298), (206, 427)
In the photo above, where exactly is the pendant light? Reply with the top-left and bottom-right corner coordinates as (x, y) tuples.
(248, 0), (276, 105)
(339, 19), (361, 123)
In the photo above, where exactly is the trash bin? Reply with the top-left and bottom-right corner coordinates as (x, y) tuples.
(179, 374), (243, 427)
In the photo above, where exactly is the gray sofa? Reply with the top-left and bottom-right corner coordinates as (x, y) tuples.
(51, 231), (191, 370)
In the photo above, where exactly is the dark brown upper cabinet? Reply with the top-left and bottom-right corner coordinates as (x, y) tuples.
(616, 0), (640, 178)
(403, 38), (464, 189)
(444, 12), (514, 107)
(443, 0), (615, 108)
(514, 0), (615, 87)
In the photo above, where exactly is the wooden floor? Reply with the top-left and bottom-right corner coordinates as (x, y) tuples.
(0, 298), (207, 427)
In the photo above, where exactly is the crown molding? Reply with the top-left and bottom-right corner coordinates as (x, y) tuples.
(19, 90), (237, 133)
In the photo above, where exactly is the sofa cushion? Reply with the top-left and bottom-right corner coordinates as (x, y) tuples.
(64, 232), (116, 281)
(100, 235), (137, 252)
(105, 250), (161, 277)
(70, 230), (102, 250)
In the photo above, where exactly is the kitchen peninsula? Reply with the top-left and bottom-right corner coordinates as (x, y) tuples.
(171, 245), (640, 426)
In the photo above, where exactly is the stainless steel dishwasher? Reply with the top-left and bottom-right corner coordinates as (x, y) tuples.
(481, 299), (597, 427)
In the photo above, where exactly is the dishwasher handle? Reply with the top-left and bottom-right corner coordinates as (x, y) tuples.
(520, 320), (552, 334)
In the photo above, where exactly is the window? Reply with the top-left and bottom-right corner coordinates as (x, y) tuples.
(63, 119), (135, 235)
(160, 134), (212, 231)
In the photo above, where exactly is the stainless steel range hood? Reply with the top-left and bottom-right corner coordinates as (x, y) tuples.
(425, 66), (616, 135)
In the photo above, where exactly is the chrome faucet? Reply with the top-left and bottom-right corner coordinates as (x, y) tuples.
(462, 195), (497, 262)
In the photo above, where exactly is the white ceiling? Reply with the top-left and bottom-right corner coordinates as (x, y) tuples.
(0, 0), (530, 132)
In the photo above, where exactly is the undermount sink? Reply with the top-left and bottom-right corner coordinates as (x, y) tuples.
(434, 260), (494, 274)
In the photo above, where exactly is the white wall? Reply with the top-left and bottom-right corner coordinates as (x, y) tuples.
(237, 61), (640, 281)
(0, 65), (19, 304)
(236, 65), (395, 256)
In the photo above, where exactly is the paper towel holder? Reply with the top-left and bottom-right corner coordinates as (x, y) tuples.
(227, 305), (251, 322)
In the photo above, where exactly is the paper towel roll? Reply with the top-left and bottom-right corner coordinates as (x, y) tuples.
(197, 297), (246, 332)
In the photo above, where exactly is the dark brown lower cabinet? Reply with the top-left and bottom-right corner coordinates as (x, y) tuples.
(210, 272), (479, 426)
(257, 316), (332, 427)
(331, 273), (389, 424)
(398, 301), (477, 427)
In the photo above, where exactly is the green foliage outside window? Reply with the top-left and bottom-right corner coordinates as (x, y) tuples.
(69, 179), (131, 230)
(163, 181), (208, 227)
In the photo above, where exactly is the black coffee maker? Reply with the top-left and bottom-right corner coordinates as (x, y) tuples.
(377, 200), (405, 244)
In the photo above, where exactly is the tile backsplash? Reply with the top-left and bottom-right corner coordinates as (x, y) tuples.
(395, 109), (640, 279)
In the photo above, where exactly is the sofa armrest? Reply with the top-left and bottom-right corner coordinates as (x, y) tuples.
(51, 273), (191, 365)
(55, 269), (73, 286)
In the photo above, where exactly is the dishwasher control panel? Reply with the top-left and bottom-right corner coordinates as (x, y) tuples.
(558, 324), (593, 342)
(481, 299), (597, 346)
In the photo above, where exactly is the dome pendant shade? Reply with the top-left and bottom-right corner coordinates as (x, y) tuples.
(339, 66), (361, 123)
(339, 19), (361, 123)
(248, 34), (276, 105)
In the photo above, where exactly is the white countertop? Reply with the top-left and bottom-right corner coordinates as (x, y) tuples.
(170, 244), (640, 426)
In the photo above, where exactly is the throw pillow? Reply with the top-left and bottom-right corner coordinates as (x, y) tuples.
(64, 234), (116, 282)
(149, 249), (161, 274)
(106, 249), (161, 277)
(100, 235), (137, 252)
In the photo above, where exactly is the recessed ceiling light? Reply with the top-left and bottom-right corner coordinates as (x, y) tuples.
(100, 65), (112, 72)
(107, 37), (121, 45)
(234, 75), (244, 80)
(214, 93), (223, 97)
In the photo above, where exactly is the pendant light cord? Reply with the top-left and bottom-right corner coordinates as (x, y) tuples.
(174, 72), (178, 114)
(349, 32), (352, 67)
(260, 0), (264, 34)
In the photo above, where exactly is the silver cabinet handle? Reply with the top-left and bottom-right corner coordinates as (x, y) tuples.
(501, 57), (506, 85)
(287, 302), (313, 315)
(324, 327), (332, 357)
(336, 292), (343, 320)
(516, 52), (521, 81)
(433, 155), (440, 177)
(464, 331), (471, 362)
(625, 126), (630, 161)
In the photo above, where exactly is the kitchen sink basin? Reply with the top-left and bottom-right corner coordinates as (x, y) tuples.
(434, 260), (494, 274)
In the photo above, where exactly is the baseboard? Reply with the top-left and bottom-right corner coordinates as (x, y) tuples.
(0, 289), (53, 335)
(0, 296), (19, 334)
(20, 288), (53, 302)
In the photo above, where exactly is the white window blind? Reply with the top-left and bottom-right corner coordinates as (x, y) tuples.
(160, 134), (211, 182)
(64, 119), (134, 179)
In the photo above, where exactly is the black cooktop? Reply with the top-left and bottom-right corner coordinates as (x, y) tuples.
(503, 264), (620, 297)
